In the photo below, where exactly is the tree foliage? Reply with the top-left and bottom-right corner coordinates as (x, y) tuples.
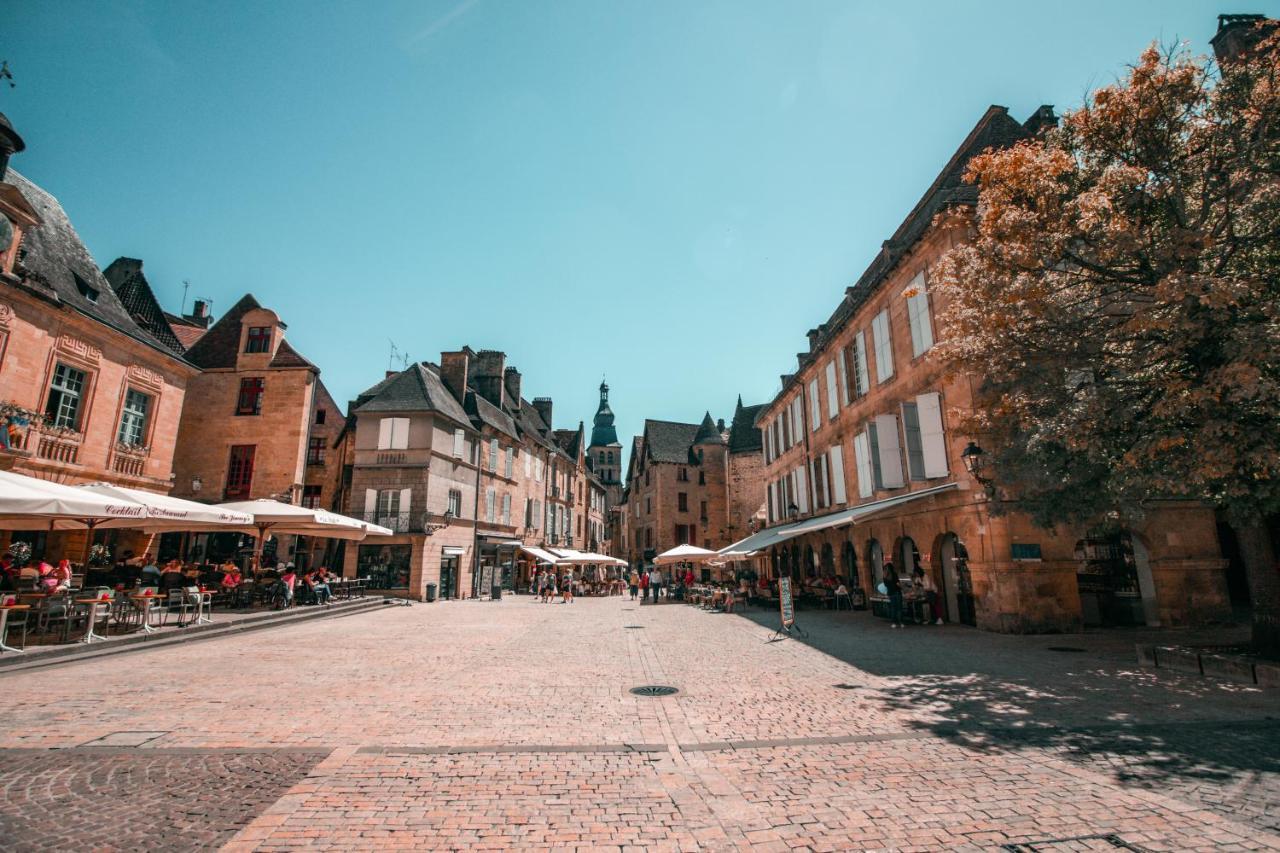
(934, 35), (1280, 528)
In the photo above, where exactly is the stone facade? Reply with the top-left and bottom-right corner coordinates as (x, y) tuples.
(749, 105), (1231, 633)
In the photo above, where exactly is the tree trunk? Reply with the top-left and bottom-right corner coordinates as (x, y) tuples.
(1235, 518), (1280, 659)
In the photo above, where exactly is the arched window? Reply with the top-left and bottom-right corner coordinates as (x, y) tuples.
(867, 538), (884, 583)
(820, 543), (835, 575)
(842, 541), (858, 587)
(803, 544), (816, 578)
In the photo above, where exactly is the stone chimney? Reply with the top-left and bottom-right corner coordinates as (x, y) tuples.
(504, 367), (522, 409)
(439, 347), (473, 403)
(1022, 105), (1057, 138)
(717, 418), (726, 433)
(532, 397), (553, 431)
(471, 350), (506, 408)
(0, 113), (24, 183)
(186, 299), (212, 329)
(806, 328), (821, 352)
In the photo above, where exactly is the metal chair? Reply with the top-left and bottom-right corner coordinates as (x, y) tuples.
(165, 589), (194, 627)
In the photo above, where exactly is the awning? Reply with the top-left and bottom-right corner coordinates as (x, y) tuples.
(478, 534), (521, 546)
(520, 546), (559, 564)
(442, 546), (466, 556)
(719, 483), (959, 556)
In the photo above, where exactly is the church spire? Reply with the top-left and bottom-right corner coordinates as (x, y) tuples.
(590, 377), (618, 448)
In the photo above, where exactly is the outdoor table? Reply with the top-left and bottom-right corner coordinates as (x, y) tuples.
(0, 604), (30, 653)
(195, 589), (214, 624)
(129, 594), (160, 634)
(75, 598), (112, 643)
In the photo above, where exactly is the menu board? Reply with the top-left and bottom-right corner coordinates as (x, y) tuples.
(779, 576), (795, 628)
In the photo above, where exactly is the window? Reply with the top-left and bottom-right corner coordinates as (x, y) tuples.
(699, 500), (707, 520)
(677, 467), (688, 482)
(485, 488), (496, 523)
(812, 454), (828, 509)
(225, 445), (256, 497)
(645, 497), (652, 515)
(377, 417), (409, 450)
(452, 429), (465, 459)
(916, 392), (949, 478)
(872, 310), (894, 382)
(117, 388), (150, 447)
(901, 401), (926, 481)
(46, 363), (87, 429)
(314, 408), (326, 425)
(837, 350), (850, 407)
(501, 493), (511, 526)
(301, 485), (322, 509)
(505, 446), (514, 478)
(236, 378), (264, 416)
(905, 272), (935, 357)
(675, 524), (691, 545)
(809, 379), (820, 430)
(698, 470), (705, 485)
(677, 492), (688, 512)
(307, 436), (325, 465)
(825, 361), (839, 419)
(447, 489), (462, 517)
(245, 326), (272, 353)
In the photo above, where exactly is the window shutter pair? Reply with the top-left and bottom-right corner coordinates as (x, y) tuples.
(378, 418), (409, 450)
(906, 272), (935, 357)
(808, 380), (820, 430)
(872, 311), (894, 382)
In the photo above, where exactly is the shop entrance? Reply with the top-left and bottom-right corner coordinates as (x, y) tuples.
(1074, 529), (1157, 627)
(939, 533), (976, 626)
(439, 556), (458, 600)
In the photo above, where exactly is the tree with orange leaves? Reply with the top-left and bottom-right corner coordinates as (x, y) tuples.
(934, 27), (1280, 654)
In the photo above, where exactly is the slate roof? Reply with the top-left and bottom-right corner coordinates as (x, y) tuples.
(5, 170), (189, 362)
(101, 258), (186, 354)
(693, 412), (726, 445)
(164, 312), (208, 349)
(552, 425), (583, 459)
(182, 294), (260, 369)
(728, 397), (765, 454)
(767, 106), (1034, 410)
(354, 362), (473, 429)
(642, 419), (701, 464)
(269, 339), (314, 369)
(467, 391), (519, 440)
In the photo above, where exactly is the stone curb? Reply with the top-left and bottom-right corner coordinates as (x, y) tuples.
(0, 597), (393, 674)
(1137, 642), (1279, 687)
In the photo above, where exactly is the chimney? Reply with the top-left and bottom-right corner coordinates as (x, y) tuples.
(717, 418), (726, 433)
(0, 113), (24, 183)
(439, 347), (473, 403)
(1212, 14), (1278, 63)
(806, 328), (821, 352)
(1022, 105), (1057, 137)
(532, 397), (553, 431)
(187, 298), (212, 329)
(504, 367), (522, 409)
(471, 349), (506, 408)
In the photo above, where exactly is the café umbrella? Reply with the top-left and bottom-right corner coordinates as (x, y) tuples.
(653, 543), (720, 566)
(0, 470), (148, 529)
(212, 499), (393, 570)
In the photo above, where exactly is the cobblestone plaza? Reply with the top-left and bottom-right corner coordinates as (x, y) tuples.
(1, 598), (1276, 850)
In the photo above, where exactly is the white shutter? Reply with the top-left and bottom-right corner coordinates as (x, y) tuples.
(524, 449), (532, 477)
(854, 332), (870, 395)
(837, 349), (850, 407)
(452, 429), (464, 458)
(795, 466), (809, 514)
(854, 431), (873, 498)
(917, 392), (948, 478)
(391, 418), (409, 449)
(502, 494), (511, 526)
(830, 444), (847, 504)
(907, 272), (934, 357)
(485, 488), (495, 523)
(873, 311), (894, 382)
(364, 488), (377, 513)
(377, 418), (393, 450)
(825, 361), (839, 419)
(874, 413), (905, 488)
(399, 488), (412, 515)
(808, 379), (820, 430)
(791, 397), (803, 444)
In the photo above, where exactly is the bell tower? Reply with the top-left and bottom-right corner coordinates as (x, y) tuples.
(588, 378), (623, 507)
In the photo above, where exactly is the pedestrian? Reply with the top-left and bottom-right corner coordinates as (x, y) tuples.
(562, 569), (575, 604)
(883, 562), (903, 628)
(648, 567), (662, 604)
(638, 569), (649, 604)
(628, 569), (639, 601)
(913, 566), (942, 625)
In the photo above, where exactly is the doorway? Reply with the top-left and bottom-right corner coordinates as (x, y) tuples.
(939, 534), (976, 626)
(1074, 529), (1156, 627)
(439, 556), (458, 600)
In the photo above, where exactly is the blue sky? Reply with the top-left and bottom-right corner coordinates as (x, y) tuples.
(1, 0), (1239, 456)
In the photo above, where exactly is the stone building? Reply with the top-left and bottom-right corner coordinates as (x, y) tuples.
(725, 396), (766, 549)
(623, 407), (759, 567)
(0, 112), (197, 560)
(586, 380), (624, 554)
(337, 346), (613, 600)
(734, 104), (1230, 633)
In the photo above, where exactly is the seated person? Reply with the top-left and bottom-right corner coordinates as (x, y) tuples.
(220, 565), (243, 592)
(139, 558), (162, 586)
(277, 564), (297, 607)
(50, 559), (73, 592)
(35, 560), (58, 592)
(305, 568), (331, 605)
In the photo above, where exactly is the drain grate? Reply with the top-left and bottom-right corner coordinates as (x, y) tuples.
(630, 685), (679, 697)
(1047, 646), (1087, 653)
(1003, 833), (1147, 851)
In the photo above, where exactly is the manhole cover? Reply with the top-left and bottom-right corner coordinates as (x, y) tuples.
(1003, 833), (1146, 851)
(1047, 646), (1087, 653)
(630, 685), (679, 697)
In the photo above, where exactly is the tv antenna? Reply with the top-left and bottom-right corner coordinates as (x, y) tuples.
(388, 340), (410, 372)
(181, 280), (191, 314)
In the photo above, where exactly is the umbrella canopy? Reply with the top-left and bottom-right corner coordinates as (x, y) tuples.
(51, 483), (255, 531)
(0, 470), (148, 529)
(654, 543), (720, 566)
(212, 500), (382, 540)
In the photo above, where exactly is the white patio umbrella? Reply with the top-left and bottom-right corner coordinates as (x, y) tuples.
(212, 499), (392, 570)
(0, 469), (149, 530)
(53, 484), (256, 531)
(654, 543), (720, 566)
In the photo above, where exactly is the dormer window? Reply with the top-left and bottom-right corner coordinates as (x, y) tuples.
(73, 271), (99, 303)
(245, 326), (272, 353)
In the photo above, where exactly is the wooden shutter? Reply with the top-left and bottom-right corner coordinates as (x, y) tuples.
(399, 488), (412, 517)
(808, 379), (820, 430)
(391, 418), (409, 449)
(900, 402), (926, 481)
(854, 332), (870, 395)
(854, 432), (873, 498)
(874, 413), (905, 488)
(917, 391), (948, 477)
(830, 443), (847, 504)
(795, 466), (809, 514)
(873, 311), (894, 382)
(377, 418), (393, 450)
(825, 361), (839, 419)
(364, 488), (377, 513)
(453, 429), (464, 458)
(906, 272), (934, 357)
(837, 349), (850, 407)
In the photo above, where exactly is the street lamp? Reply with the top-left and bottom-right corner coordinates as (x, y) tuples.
(190, 476), (202, 493)
(961, 441), (995, 496)
(787, 502), (799, 519)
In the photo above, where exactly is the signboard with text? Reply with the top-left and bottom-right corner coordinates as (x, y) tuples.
(778, 576), (795, 628)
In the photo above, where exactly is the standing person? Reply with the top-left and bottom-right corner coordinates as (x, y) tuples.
(561, 569), (574, 604)
(883, 562), (903, 628)
(913, 566), (942, 625)
(638, 569), (649, 605)
(648, 567), (662, 604)
(628, 569), (639, 601)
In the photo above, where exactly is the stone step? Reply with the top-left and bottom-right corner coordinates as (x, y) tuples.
(0, 596), (397, 674)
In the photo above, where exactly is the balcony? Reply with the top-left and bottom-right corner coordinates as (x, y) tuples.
(358, 511), (457, 534)
(111, 443), (149, 478)
(37, 429), (82, 465)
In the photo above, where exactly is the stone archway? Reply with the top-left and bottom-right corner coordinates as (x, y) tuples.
(1074, 528), (1158, 627)
(866, 538), (884, 586)
(935, 532), (976, 626)
(842, 540), (859, 588)
(820, 542), (835, 576)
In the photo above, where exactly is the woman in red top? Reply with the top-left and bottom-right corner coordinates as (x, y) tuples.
(638, 570), (649, 605)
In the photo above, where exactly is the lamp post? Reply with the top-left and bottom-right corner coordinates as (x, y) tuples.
(960, 441), (996, 498)
(787, 502), (799, 520)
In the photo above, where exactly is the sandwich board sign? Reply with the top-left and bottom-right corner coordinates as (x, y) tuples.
(779, 576), (795, 628)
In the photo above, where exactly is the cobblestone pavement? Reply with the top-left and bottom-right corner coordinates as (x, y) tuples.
(0, 596), (1276, 851)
